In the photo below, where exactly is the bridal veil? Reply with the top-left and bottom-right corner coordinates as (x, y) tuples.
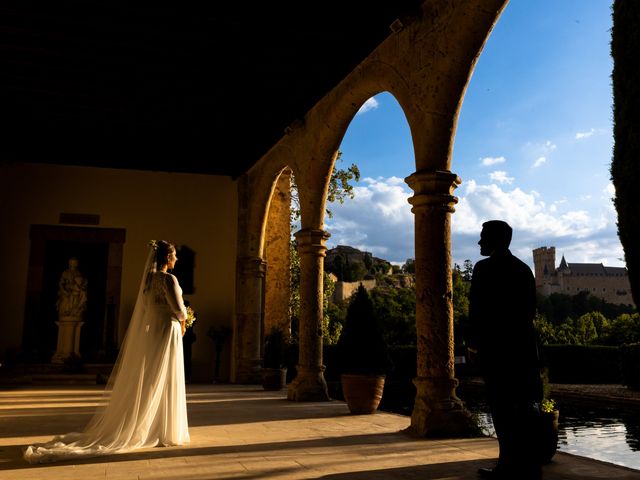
(24, 244), (190, 463)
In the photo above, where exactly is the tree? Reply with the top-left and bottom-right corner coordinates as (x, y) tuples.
(575, 313), (599, 345)
(402, 258), (415, 274)
(289, 151), (360, 343)
(452, 264), (470, 346)
(462, 259), (474, 281)
(533, 314), (557, 345)
(369, 286), (416, 345)
(611, 0), (640, 306)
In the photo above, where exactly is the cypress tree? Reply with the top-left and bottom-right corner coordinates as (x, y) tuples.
(611, 0), (640, 306)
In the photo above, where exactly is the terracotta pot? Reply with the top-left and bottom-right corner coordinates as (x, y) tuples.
(262, 367), (287, 391)
(539, 409), (559, 464)
(340, 374), (385, 414)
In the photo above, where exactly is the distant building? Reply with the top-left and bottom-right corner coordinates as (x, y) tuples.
(532, 246), (634, 306)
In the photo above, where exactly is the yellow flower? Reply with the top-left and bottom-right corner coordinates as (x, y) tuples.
(185, 306), (197, 328)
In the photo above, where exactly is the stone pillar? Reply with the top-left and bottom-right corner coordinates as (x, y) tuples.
(405, 170), (474, 436)
(287, 228), (331, 401)
(235, 256), (267, 383)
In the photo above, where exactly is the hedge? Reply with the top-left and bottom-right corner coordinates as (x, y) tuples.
(620, 343), (640, 389)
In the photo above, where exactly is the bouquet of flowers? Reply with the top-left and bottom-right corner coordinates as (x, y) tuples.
(185, 306), (197, 329)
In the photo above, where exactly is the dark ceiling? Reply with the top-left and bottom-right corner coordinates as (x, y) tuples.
(0, 1), (423, 178)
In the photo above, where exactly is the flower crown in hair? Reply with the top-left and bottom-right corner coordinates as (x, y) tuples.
(148, 239), (158, 250)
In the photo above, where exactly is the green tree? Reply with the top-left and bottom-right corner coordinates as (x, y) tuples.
(288, 151), (360, 343)
(534, 314), (557, 345)
(603, 312), (640, 345)
(402, 258), (415, 274)
(369, 286), (416, 345)
(554, 320), (577, 345)
(462, 259), (474, 281)
(452, 264), (470, 346)
(575, 313), (599, 345)
(611, 0), (640, 306)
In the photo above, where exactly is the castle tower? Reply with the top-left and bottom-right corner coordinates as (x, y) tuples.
(532, 246), (556, 288)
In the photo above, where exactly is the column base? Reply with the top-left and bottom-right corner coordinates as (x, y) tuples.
(407, 376), (478, 437)
(287, 365), (330, 401)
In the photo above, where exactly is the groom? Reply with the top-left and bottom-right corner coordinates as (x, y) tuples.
(467, 220), (543, 480)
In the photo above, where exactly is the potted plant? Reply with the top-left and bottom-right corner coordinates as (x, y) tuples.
(538, 368), (559, 464)
(262, 326), (289, 390)
(336, 285), (390, 414)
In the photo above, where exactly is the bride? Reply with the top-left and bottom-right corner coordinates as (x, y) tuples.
(24, 240), (190, 463)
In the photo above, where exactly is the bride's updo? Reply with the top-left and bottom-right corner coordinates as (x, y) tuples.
(154, 240), (176, 270)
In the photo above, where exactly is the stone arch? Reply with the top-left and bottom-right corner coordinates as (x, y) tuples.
(236, 1), (510, 423)
(233, 144), (295, 383)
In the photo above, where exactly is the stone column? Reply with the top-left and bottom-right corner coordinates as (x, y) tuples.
(287, 228), (331, 401)
(235, 256), (266, 383)
(405, 170), (474, 436)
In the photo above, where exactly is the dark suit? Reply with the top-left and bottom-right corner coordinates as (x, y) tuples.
(469, 249), (542, 472)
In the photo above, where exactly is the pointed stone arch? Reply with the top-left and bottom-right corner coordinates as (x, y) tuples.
(235, 0), (510, 434)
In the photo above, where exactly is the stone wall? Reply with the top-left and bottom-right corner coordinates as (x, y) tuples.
(331, 279), (377, 304)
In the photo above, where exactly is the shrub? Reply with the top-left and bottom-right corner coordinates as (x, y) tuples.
(620, 343), (640, 390)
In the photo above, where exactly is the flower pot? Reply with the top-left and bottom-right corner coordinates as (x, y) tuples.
(262, 367), (287, 391)
(340, 374), (385, 414)
(539, 409), (559, 464)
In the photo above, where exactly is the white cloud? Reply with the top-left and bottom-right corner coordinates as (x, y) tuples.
(325, 176), (625, 269)
(489, 170), (514, 184)
(326, 177), (414, 262)
(575, 128), (596, 140)
(532, 156), (547, 168)
(356, 97), (379, 116)
(480, 156), (506, 166)
(604, 182), (616, 197)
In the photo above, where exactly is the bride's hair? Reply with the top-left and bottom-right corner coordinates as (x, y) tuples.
(155, 240), (175, 269)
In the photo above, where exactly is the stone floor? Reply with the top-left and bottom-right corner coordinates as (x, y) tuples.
(0, 384), (639, 480)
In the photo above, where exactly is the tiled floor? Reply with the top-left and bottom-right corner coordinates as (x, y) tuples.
(0, 384), (638, 479)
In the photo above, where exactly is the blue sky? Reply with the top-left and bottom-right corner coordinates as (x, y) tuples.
(326, 0), (621, 270)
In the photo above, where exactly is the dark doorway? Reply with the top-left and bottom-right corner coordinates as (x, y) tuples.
(23, 225), (125, 364)
(42, 241), (109, 361)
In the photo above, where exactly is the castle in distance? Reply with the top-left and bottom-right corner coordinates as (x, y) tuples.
(533, 246), (635, 307)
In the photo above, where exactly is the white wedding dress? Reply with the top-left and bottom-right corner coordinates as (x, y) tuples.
(24, 249), (190, 463)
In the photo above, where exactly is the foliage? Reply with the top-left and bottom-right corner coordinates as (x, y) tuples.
(289, 240), (343, 344)
(263, 327), (288, 369)
(322, 273), (343, 344)
(534, 310), (640, 347)
(611, 0), (640, 306)
(402, 258), (415, 274)
(537, 291), (635, 326)
(452, 264), (471, 346)
(620, 343), (640, 390)
(369, 286), (416, 346)
(541, 398), (556, 414)
(336, 285), (390, 375)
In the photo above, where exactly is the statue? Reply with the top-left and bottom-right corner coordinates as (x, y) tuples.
(52, 257), (88, 364)
(56, 257), (88, 318)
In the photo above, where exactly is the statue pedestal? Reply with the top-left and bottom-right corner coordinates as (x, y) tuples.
(52, 316), (84, 364)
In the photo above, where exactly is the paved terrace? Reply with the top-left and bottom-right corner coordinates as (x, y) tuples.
(0, 384), (639, 480)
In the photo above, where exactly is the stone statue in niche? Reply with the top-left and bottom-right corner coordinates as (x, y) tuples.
(56, 257), (88, 318)
(52, 257), (88, 364)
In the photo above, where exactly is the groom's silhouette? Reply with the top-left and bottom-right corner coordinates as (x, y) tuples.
(467, 220), (542, 480)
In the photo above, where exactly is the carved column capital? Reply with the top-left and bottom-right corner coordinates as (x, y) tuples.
(294, 228), (331, 256)
(237, 256), (267, 278)
(405, 170), (461, 213)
